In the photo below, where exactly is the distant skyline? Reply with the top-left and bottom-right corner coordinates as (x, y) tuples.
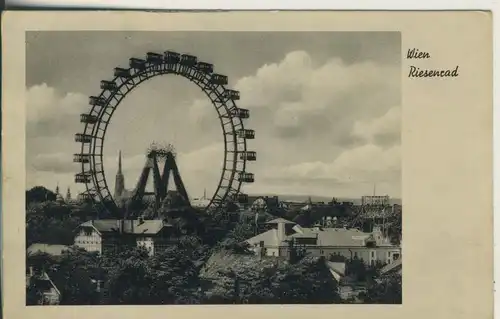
(26, 31), (401, 199)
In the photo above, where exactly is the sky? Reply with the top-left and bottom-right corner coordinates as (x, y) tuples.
(26, 31), (401, 200)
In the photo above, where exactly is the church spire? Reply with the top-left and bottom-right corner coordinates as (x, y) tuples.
(118, 150), (122, 174)
(115, 150), (125, 200)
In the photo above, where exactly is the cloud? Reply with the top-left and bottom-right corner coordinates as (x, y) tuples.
(29, 152), (75, 174)
(266, 144), (400, 183)
(26, 49), (401, 199)
(251, 144), (401, 197)
(230, 51), (400, 147)
(26, 85), (89, 190)
(352, 106), (401, 145)
(26, 83), (88, 132)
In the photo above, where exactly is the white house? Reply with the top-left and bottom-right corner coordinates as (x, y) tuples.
(74, 219), (174, 256)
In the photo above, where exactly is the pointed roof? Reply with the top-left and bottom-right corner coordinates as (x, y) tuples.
(118, 150), (122, 174)
(265, 217), (295, 225)
(78, 219), (172, 235)
(326, 261), (347, 281)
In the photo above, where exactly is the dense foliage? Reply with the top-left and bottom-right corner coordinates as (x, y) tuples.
(26, 206), (82, 247)
(25, 185), (402, 305)
(201, 250), (340, 304)
(359, 273), (402, 304)
(26, 186), (57, 204)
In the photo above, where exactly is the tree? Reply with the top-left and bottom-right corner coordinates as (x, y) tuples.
(104, 247), (155, 304)
(202, 253), (340, 304)
(215, 222), (255, 254)
(104, 244), (204, 305)
(26, 213), (82, 247)
(27, 252), (56, 271)
(26, 186), (56, 204)
(148, 245), (203, 304)
(26, 247), (102, 305)
(51, 247), (101, 305)
(26, 282), (43, 305)
(269, 257), (340, 304)
(359, 273), (402, 304)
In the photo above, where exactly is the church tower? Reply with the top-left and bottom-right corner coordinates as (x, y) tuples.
(114, 150), (125, 200)
(66, 187), (72, 202)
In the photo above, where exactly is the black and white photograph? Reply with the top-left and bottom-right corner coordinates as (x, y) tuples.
(25, 31), (402, 305)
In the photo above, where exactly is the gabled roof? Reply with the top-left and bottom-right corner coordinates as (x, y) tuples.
(31, 271), (61, 296)
(380, 258), (402, 275)
(78, 219), (172, 235)
(265, 217), (295, 225)
(325, 261), (347, 283)
(27, 244), (70, 257)
(246, 229), (284, 247)
(326, 261), (346, 277)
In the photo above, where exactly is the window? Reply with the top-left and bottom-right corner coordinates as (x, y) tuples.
(371, 251), (375, 258)
(354, 252), (358, 258)
(320, 250), (324, 255)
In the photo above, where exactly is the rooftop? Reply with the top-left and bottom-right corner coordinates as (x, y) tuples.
(326, 261), (347, 282)
(289, 227), (372, 247)
(27, 244), (70, 257)
(246, 229), (284, 247)
(265, 217), (295, 225)
(79, 219), (172, 235)
(246, 225), (396, 248)
(380, 258), (402, 275)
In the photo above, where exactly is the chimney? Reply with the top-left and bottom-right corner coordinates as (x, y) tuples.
(277, 221), (286, 243)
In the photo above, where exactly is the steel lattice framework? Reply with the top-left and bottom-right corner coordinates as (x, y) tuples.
(74, 51), (256, 217)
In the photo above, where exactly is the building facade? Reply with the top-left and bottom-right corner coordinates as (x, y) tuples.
(74, 219), (174, 256)
(246, 218), (401, 266)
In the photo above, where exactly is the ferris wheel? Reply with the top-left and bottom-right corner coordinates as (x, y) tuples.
(74, 51), (256, 217)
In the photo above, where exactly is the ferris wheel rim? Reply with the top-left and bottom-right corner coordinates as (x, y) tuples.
(75, 53), (253, 216)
